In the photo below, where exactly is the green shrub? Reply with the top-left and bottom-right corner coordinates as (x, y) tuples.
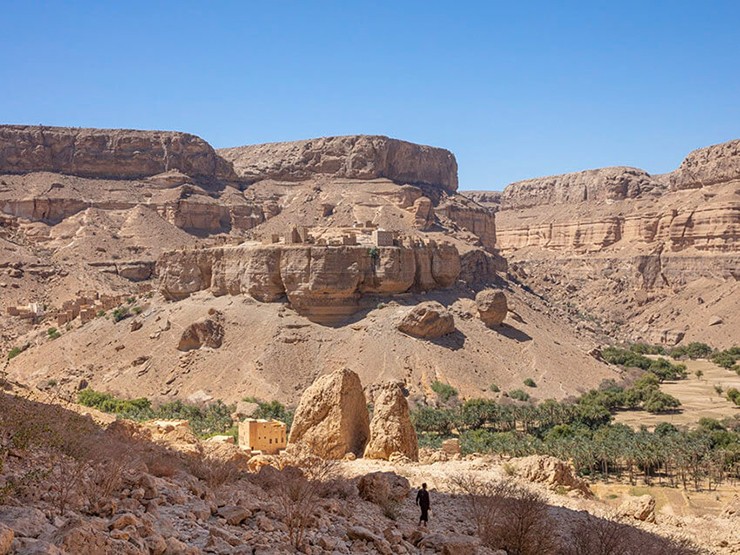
(726, 388), (740, 406)
(112, 306), (130, 322)
(46, 327), (61, 340)
(670, 342), (713, 360)
(509, 389), (530, 402)
(629, 343), (666, 355)
(430, 381), (458, 403)
(132, 306), (143, 315)
(523, 378), (537, 388)
(642, 390), (681, 414)
(410, 406), (454, 435)
(7, 347), (23, 360)
(711, 349), (740, 370)
(489, 383), (500, 393)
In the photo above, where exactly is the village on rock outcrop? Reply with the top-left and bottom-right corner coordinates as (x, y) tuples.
(1, 125), (739, 554)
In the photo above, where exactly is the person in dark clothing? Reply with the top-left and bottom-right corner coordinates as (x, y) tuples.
(416, 483), (430, 527)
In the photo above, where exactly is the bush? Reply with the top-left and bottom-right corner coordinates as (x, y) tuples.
(47, 327), (61, 340)
(430, 380), (458, 403)
(670, 342), (713, 360)
(523, 378), (537, 388)
(509, 389), (530, 402)
(489, 383), (500, 393)
(7, 347), (23, 360)
(726, 388), (740, 406)
(629, 343), (666, 355)
(411, 406), (454, 435)
(642, 390), (681, 414)
(111, 306), (130, 322)
(711, 348), (740, 370)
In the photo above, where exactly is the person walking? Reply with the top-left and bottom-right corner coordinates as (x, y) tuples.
(416, 482), (430, 527)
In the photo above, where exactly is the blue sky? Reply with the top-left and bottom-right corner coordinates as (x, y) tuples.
(1, 1), (738, 190)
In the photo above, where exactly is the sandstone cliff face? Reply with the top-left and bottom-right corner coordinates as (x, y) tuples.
(0, 125), (235, 181)
(667, 139), (740, 190)
(157, 242), (461, 324)
(218, 135), (458, 193)
(500, 167), (661, 210)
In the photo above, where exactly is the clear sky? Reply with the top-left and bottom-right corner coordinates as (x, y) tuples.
(1, 1), (738, 190)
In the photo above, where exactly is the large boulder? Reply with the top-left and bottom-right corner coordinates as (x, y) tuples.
(475, 289), (507, 327)
(288, 368), (370, 459)
(357, 471), (411, 504)
(512, 455), (592, 497)
(177, 317), (224, 351)
(618, 494), (656, 523)
(397, 302), (455, 339)
(364, 383), (418, 461)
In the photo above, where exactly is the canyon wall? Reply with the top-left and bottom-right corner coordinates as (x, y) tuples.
(218, 135), (458, 192)
(487, 138), (740, 347)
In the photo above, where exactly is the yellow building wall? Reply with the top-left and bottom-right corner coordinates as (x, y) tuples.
(238, 419), (286, 454)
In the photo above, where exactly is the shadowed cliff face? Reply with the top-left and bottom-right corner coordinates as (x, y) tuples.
(218, 135), (459, 193)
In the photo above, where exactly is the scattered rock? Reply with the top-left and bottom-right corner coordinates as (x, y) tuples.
(364, 382), (418, 461)
(231, 400), (259, 420)
(417, 532), (481, 554)
(441, 438), (461, 456)
(0, 523), (13, 555)
(217, 505), (252, 526)
(475, 288), (508, 327)
(397, 301), (455, 339)
(0, 507), (52, 538)
(130, 320), (143, 332)
(289, 368), (370, 459)
(708, 315), (723, 326)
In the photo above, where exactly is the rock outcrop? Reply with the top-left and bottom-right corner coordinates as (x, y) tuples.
(397, 302), (455, 339)
(364, 383), (418, 461)
(618, 494), (657, 523)
(177, 316), (225, 351)
(512, 455), (592, 497)
(218, 135), (458, 193)
(500, 167), (661, 210)
(0, 125), (235, 181)
(475, 289), (507, 327)
(158, 242), (461, 324)
(667, 139), (740, 190)
(288, 368), (370, 459)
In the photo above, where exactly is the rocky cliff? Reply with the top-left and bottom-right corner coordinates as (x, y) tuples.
(0, 125), (236, 181)
(488, 138), (740, 347)
(218, 135), (458, 193)
(158, 241), (461, 324)
(666, 139), (740, 190)
(499, 167), (662, 210)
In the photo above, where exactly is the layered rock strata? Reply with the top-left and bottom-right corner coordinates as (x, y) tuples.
(158, 242), (461, 324)
(499, 167), (661, 210)
(218, 135), (458, 193)
(667, 139), (740, 190)
(0, 125), (235, 181)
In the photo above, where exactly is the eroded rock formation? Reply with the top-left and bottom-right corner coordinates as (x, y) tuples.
(500, 167), (661, 210)
(364, 383), (418, 461)
(157, 242), (461, 324)
(218, 135), (458, 193)
(288, 368), (370, 459)
(177, 316), (225, 351)
(0, 125), (235, 181)
(667, 139), (740, 190)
